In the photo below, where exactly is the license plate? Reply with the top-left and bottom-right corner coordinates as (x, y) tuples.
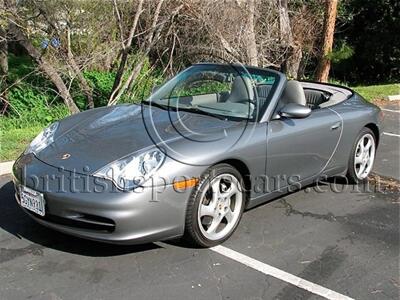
(19, 186), (46, 216)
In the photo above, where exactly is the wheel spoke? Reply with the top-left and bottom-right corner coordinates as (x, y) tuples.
(355, 155), (363, 164)
(221, 183), (238, 199)
(207, 215), (223, 234)
(365, 139), (372, 151)
(364, 154), (371, 167)
(360, 161), (367, 174)
(200, 204), (215, 217)
(359, 141), (365, 153)
(211, 178), (221, 202)
(224, 209), (234, 223)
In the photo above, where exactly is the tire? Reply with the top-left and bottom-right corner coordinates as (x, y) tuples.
(347, 127), (376, 184)
(183, 164), (246, 247)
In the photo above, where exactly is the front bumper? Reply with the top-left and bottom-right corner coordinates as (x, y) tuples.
(12, 154), (192, 244)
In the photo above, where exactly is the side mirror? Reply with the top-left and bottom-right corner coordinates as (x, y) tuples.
(279, 103), (311, 119)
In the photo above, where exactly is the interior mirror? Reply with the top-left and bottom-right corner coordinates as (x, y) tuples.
(279, 103), (311, 119)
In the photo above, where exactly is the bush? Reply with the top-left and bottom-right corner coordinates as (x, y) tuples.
(333, 0), (400, 83)
(4, 82), (68, 128)
(83, 70), (115, 107)
(2, 54), (165, 130)
(126, 58), (164, 103)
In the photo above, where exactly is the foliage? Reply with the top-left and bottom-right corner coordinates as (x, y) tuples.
(352, 84), (400, 102)
(1, 101), (69, 130)
(333, 0), (400, 83)
(1, 0), (399, 162)
(120, 56), (165, 104)
(3, 54), (163, 118)
(0, 125), (42, 161)
(3, 55), (66, 124)
(327, 41), (354, 64)
(83, 71), (115, 107)
(7, 55), (35, 80)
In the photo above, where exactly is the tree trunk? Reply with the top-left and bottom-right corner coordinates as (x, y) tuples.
(278, 0), (302, 79)
(109, 0), (170, 105)
(0, 27), (8, 114)
(68, 56), (94, 109)
(110, 0), (144, 100)
(278, 0), (293, 46)
(37, 9), (94, 110)
(9, 24), (80, 114)
(67, 27), (94, 109)
(285, 46), (302, 79)
(315, 0), (338, 82)
(246, 0), (258, 66)
(0, 28), (8, 76)
(1, 0), (9, 114)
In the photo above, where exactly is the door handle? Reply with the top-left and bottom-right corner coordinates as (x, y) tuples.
(331, 122), (341, 130)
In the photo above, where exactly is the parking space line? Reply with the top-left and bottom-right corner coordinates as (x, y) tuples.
(210, 245), (354, 300)
(381, 108), (400, 113)
(383, 132), (400, 138)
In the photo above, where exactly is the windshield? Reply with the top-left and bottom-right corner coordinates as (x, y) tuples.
(145, 64), (279, 120)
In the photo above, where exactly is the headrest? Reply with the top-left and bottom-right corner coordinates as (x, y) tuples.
(280, 80), (306, 106)
(227, 76), (254, 103)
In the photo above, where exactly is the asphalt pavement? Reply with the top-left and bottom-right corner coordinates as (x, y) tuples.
(0, 102), (399, 300)
(0, 175), (398, 300)
(373, 102), (400, 180)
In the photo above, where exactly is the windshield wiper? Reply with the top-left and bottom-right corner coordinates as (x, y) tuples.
(177, 107), (228, 120)
(142, 100), (170, 111)
(143, 101), (229, 120)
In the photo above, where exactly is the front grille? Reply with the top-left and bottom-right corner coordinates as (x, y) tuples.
(15, 191), (116, 233)
(25, 210), (116, 233)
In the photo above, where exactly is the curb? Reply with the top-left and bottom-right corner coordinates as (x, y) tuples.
(386, 94), (400, 101)
(0, 161), (14, 176)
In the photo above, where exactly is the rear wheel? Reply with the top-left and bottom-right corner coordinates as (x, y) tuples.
(184, 164), (245, 247)
(347, 128), (376, 183)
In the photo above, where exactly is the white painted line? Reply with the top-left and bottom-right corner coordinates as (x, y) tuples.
(210, 245), (354, 300)
(383, 132), (400, 138)
(381, 108), (400, 113)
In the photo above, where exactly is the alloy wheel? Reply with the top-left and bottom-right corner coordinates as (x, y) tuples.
(197, 174), (243, 241)
(354, 133), (375, 179)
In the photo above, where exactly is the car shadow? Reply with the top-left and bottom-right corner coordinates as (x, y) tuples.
(242, 177), (366, 212)
(1, 175), (377, 254)
(0, 180), (161, 257)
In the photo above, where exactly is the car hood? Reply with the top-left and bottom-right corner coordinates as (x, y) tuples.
(36, 104), (240, 172)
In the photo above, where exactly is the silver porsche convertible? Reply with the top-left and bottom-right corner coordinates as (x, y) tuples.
(13, 63), (383, 247)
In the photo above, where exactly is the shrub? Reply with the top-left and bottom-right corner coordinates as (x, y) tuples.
(83, 70), (116, 107)
(118, 56), (165, 104)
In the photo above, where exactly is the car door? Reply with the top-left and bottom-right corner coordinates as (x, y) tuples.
(265, 108), (342, 191)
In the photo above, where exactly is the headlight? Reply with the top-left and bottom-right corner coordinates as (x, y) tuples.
(94, 149), (165, 190)
(25, 122), (59, 155)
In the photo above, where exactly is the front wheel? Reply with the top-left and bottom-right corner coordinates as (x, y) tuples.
(183, 164), (245, 247)
(347, 128), (376, 183)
